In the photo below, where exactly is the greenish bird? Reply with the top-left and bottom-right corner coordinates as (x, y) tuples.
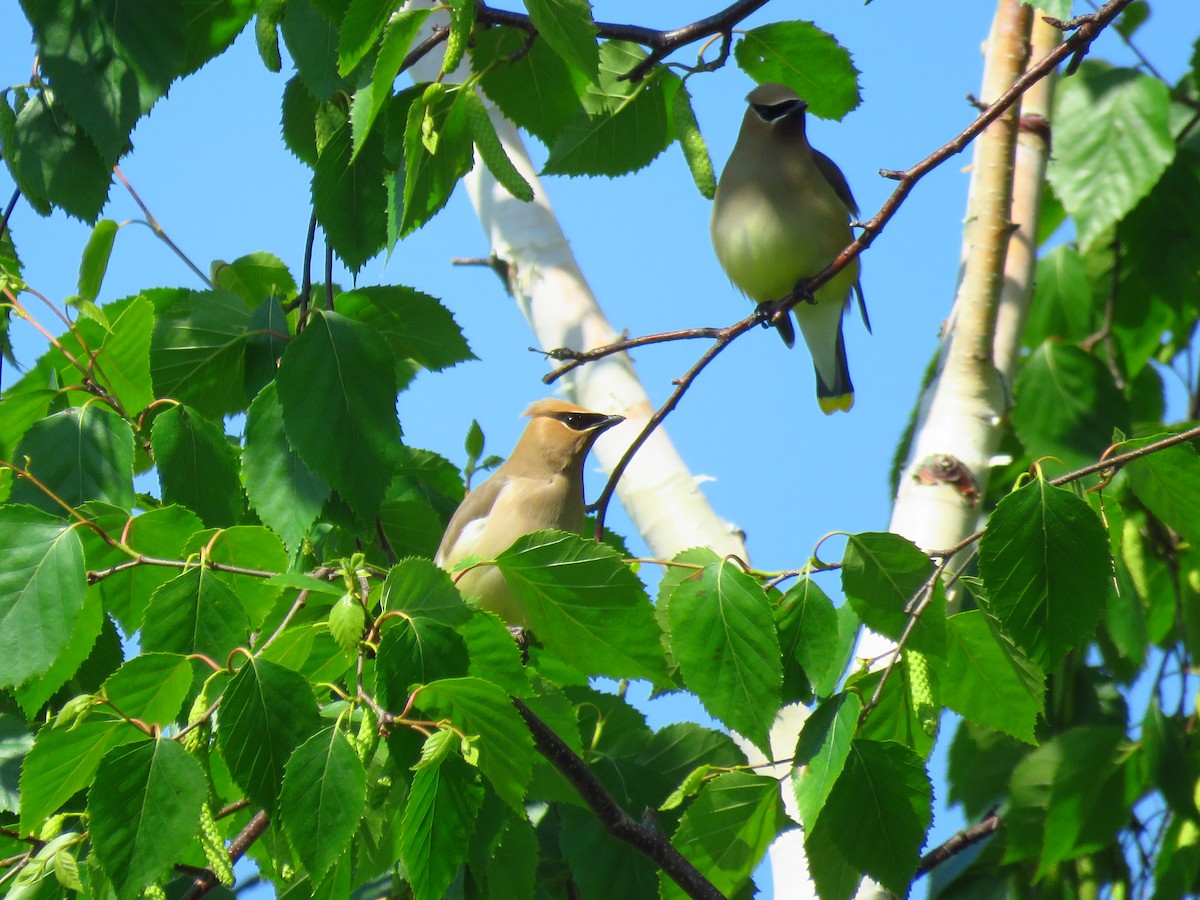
(710, 83), (867, 414)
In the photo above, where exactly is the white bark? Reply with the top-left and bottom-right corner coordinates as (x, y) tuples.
(403, 4), (1056, 896)
(858, 0), (1037, 663)
(405, 4), (746, 562)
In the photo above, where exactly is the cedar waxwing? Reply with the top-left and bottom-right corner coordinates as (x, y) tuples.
(435, 399), (624, 626)
(710, 83), (867, 414)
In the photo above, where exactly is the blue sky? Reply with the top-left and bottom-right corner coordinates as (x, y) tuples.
(2, 1), (1196, 893)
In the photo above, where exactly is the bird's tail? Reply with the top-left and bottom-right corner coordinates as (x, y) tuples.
(797, 296), (855, 414)
(814, 322), (854, 414)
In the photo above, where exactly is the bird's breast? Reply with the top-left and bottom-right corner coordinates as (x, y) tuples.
(711, 163), (855, 304)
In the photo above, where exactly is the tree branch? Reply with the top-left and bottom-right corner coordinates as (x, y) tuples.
(475, 0), (771, 82)
(579, 0), (1134, 531)
(179, 810), (270, 900)
(915, 811), (1002, 878)
(511, 697), (726, 900)
(862, 423), (1200, 716)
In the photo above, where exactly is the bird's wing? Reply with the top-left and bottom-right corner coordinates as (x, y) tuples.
(434, 475), (509, 567)
(811, 149), (859, 217)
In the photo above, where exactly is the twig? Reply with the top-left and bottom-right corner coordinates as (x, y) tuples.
(581, 0), (1135, 531)
(511, 697), (725, 900)
(914, 812), (1002, 877)
(113, 168), (212, 288)
(285, 210), (318, 314)
(859, 422), (1200, 715)
(179, 810), (269, 900)
(543, 324), (728, 379)
(475, 0), (771, 83)
(593, 320), (757, 535)
(0, 187), (19, 247)
(87, 554), (282, 585)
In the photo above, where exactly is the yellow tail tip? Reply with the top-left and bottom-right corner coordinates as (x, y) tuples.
(818, 393), (854, 415)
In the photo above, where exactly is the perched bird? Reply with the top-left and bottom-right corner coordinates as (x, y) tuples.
(435, 399), (624, 626)
(710, 82), (867, 414)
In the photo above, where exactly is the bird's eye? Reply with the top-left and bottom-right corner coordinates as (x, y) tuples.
(754, 99), (804, 122)
(559, 412), (605, 431)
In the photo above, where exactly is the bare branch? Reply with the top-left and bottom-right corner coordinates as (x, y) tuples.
(915, 811), (1003, 878)
(511, 697), (726, 900)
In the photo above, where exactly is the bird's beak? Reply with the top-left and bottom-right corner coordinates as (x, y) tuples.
(597, 414), (625, 433)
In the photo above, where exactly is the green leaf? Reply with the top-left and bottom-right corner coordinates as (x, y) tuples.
(947, 721), (1029, 821)
(804, 818), (861, 900)
(10, 406), (135, 513)
(842, 532), (945, 660)
(212, 251), (297, 305)
(398, 85), (475, 237)
(1022, 245), (1095, 348)
(89, 738), (206, 900)
(0, 505), (87, 688)
(243, 382), (330, 553)
(245, 296), (291, 401)
(149, 288), (252, 419)
(978, 478), (1111, 668)
(280, 0), (350, 100)
(313, 122), (389, 273)
(661, 771), (785, 900)
(381, 558), (472, 625)
(474, 26), (588, 146)
(734, 21), (861, 120)
(95, 297), (156, 416)
(1047, 62), (1174, 251)
(460, 612), (527, 696)
(180, 527), (285, 629)
(179, 0), (257, 75)
(559, 804), (659, 896)
(0, 90), (111, 220)
(943, 611), (1042, 743)
(524, 0), (599, 82)
(495, 531), (668, 683)
(1118, 148), (1200, 346)
(544, 43), (673, 177)
(338, 0), (394, 75)
(400, 750), (484, 900)
(376, 617), (469, 709)
(1125, 439), (1200, 547)
(335, 286), (475, 373)
(1144, 700), (1198, 822)
(1012, 341), (1131, 472)
(775, 577), (841, 698)
(280, 727), (367, 881)
(91, 505), (204, 631)
(218, 657), (322, 813)
(667, 558), (782, 754)
(482, 813), (537, 900)
(25, 0), (186, 166)
(807, 740), (931, 895)
(282, 75), (320, 166)
(14, 590), (107, 717)
(417, 677), (533, 811)
(76, 219), (119, 303)
(350, 8), (431, 158)
(101, 653), (192, 726)
(151, 404), (245, 528)
(19, 714), (142, 832)
(140, 566), (250, 660)
(792, 692), (862, 832)
(277, 310), (402, 519)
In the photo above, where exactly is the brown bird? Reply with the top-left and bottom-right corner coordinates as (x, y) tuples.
(435, 399), (624, 626)
(710, 82), (867, 413)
